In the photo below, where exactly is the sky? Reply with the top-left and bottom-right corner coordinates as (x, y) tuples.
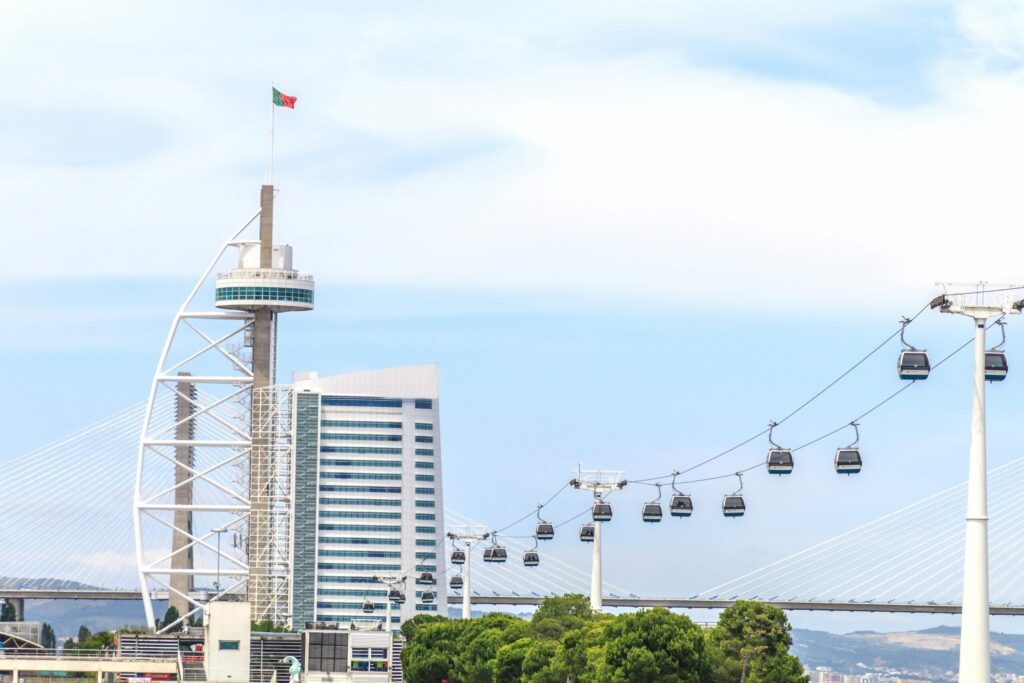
(5, 0), (1024, 634)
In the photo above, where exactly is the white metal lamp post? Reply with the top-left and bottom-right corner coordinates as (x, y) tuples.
(936, 283), (1022, 682)
(212, 526), (228, 592)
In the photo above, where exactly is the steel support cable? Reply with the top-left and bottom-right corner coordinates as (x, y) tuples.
(0, 403), (156, 488)
(864, 466), (1024, 603)
(491, 481), (571, 536)
(488, 533), (602, 594)
(630, 303), (932, 486)
(697, 461), (985, 599)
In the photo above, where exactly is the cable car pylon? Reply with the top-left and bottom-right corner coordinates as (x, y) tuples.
(446, 527), (490, 620)
(570, 467), (627, 610)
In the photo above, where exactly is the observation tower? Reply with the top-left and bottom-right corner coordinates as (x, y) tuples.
(215, 185), (315, 622)
(134, 184), (314, 630)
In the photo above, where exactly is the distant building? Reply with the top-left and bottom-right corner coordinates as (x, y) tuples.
(289, 364), (446, 628)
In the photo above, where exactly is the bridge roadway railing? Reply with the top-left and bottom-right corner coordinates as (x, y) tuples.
(447, 595), (1024, 616)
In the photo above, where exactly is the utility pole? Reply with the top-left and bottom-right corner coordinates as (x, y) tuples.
(447, 528), (489, 620)
(570, 468), (626, 611)
(935, 283), (1022, 683)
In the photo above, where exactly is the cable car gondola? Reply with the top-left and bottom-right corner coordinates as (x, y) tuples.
(898, 316), (930, 380)
(388, 588), (406, 604)
(449, 575), (463, 590)
(417, 572), (434, 584)
(668, 472), (693, 517)
(834, 421), (863, 475)
(765, 421), (794, 475)
(451, 548), (466, 564)
(535, 506), (555, 540)
(722, 472), (746, 518)
(579, 523), (595, 542)
(986, 321), (1009, 382)
(421, 590), (435, 604)
(592, 497), (612, 522)
(361, 598), (374, 614)
(484, 536), (507, 563)
(523, 541), (540, 567)
(641, 483), (663, 523)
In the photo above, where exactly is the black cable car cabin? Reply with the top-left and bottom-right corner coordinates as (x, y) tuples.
(834, 447), (863, 474)
(523, 551), (540, 567)
(484, 546), (507, 563)
(722, 494), (746, 518)
(642, 502), (663, 523)
(420, 590), (435, 603)
(416, 571), (434, 584)
(986, 351), (1008, 381)
(536, 522), (555, 540)
(451, 549), (466, 565)
(579, 523), (595, 542)
(389, 589), (405, 604)
(669, 494), (693, 517)
(361, 599), (374, 613)
(766, 449), (794, 475)
(592, 500), (612, 522)
(449, 575), (463, 590)
(898, 350), (930, 380)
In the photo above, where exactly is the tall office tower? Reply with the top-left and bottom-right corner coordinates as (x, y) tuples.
(290, 364), (446, 628)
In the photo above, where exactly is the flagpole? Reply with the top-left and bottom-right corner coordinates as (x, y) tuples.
(269, 85), (276, 185)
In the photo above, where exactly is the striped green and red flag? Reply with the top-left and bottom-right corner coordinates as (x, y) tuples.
(273, 88), (296, 109)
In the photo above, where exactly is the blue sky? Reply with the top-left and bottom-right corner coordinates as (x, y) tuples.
(6, 0), (1024, 633)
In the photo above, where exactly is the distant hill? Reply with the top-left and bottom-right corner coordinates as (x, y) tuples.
(793, 626), (1024, 679)
(0, 577), (101, 590)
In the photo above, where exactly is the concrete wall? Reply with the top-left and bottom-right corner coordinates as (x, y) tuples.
(204, 602), (250, 682)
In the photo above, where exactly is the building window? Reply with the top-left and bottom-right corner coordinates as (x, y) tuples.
(321, 458), (402, 468)
(416, 539), (436, 547)
(317, 589), (387, 597)
(219, 640), (240, 651)
(416, 604), (439, 612)
(318, 549), (402, 559)
(320, 472), (401, 481)
(414, 462), (434, 469)
(414, 565), (437, 572)
(318, 576), (382, 584)
(319, 498), (402, 507)
(320, 511), (401, 520)
(415, 474), (434, 482)
(323, 396), (403, 408)
(415, 435), (434, 443)
(317, 562), (402, 571)
(414, 526), (436, 534)
(321, 446), (402, 455)
(318, 537), (402, 546)
(321, 433), (402, 442)
(415, 449), (434, 456)
(415, 513), (435, 521)
(415, 422), (433, 430)
(318, 485), (402, 494)
(215, 287), (313, 304)
(414, 487), (435, 495)
(318, 524), (402, 533)
(414, 399), (433, 409)
(415, 500), (435, 508)
(321, 420), (401, 429)
(416, 553), (437, 560)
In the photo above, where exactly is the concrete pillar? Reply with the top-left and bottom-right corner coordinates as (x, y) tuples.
(170, 372), (196, 619)
(248, 184), (276, 621)
(11, 668), (19, 683)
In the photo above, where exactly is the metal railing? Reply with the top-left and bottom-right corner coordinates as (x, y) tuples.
(216, 269), (314, 281)
(0, 649), (177, 662)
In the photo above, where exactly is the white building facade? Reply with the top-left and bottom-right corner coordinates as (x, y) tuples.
(290, 364), (446, 629)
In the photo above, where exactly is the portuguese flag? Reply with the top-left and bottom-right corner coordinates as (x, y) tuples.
(273, 88), (297, 109)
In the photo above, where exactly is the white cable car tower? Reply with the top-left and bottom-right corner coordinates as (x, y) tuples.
(447, 527), (490, 620)
(134, 185), (314, 630)
(571, 468), (626, 611)
(935, 282), (1021, 683)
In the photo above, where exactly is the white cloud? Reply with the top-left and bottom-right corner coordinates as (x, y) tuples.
(2, 0), (1022, 314)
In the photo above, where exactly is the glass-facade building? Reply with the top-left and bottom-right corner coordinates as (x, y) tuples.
(290, 364), (446, 628)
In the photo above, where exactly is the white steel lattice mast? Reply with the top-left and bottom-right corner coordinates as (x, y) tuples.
(134, 185), (314, 630)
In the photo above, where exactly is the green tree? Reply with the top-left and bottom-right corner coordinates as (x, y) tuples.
(451, 613), (528, 683)
(77, 625), (92, 643)
(161, 606), (181, 632)
(598, 608), (707, 683)
(493, 637), (533, 681)
(706, 601), (807, 683)
(0, 601), (16, 622)
(401, 618), (464, 683)
(400, 613), (449, 642)
(530, 593), (592, 641)
(251, 618), (292, 633)
(41, 623), (56, 649)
